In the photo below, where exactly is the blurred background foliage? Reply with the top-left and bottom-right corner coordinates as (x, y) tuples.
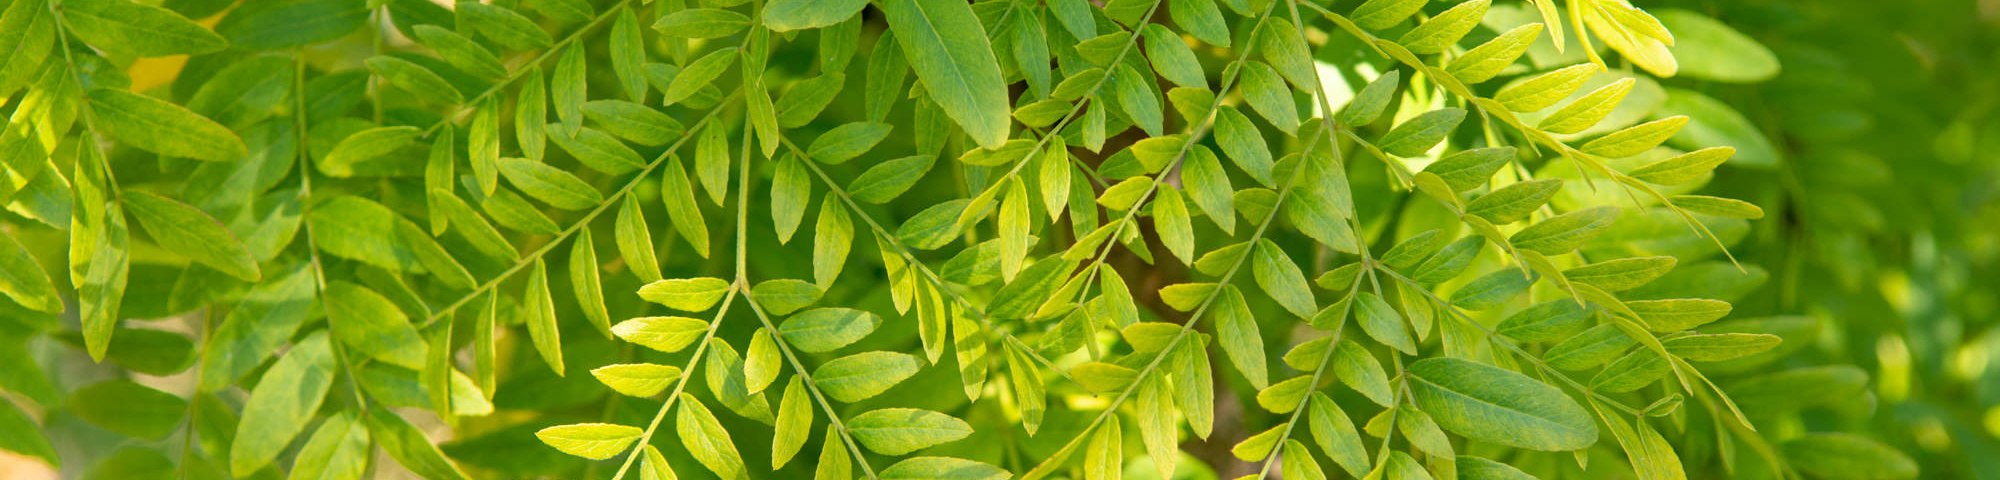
(2, 0), (1998, 479)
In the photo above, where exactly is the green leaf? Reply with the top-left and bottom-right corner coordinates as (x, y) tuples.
(880, 457), (1010, 480)
(215, 0), (368, 50)
(469, 99), (501, 193)
(498, 158), (602, 210)
(61, 0), (226, 57)
(882, 0), (1011, 149)
(1497, 299), (1591, 342)
(1142, 24), (1207, 88)
(536, 423), (642, 461)
(1457, 456), (1538, 480)
(849, 408), (975, 455)
(322, 125), (421, 177)
(520, 0), (591, 22)
(67, 379), (186, 439)
(0, 226), (59, 313)
(1183, 146), (1236, 233)
(744, 329), (782, 395)
(1628, 298), (1732, 332)
(653, 8), (751, 39)
(1582, 116), (1689, 158)
(766, 155), (810, 241)
(1421, 147), (1515, 191)
(1378, 108), (1466, 157)
(567, 230), (611, 337)
(849, 155), (935, 203)
(609, 8), (648, 101)
(1510, 206), (1621, 255)
(1155, 186), (1195, 264)
(1629, 147), (1733, 185)
(1495, 63), (1602, 112)
(522, 258), (564, 375)
(1663, 333), (1781, 362)
(1671, 195), (1765, 219)
(1399, 0), (1490, 54)
(366, 55), (463, 105)
(664, 47), (740, 107)
(1136, 375), (1179, 479)
(773, 377), (814, 467)
(591, 363), (681, 397)
(288, 411), (369, 480)
(1310, 393), (1372, 477)
(413, 25), (505, 79)
(1086, 417), (1123, 480)
(1781, 433), (1918, 480)
(1406, 357), (1598, 451)
(1114, 64), (1165, 136)
(1356, 292), (1418, 355)
(1465, 178), (1562, 224)
(808, 122), (893, 164)
(324, 281), (427, 369)
(581, 100), (683, 146)
(614, 195), (662, 283)
(1538, 78), (1635, 135)
(1339, 70), (1401, 127)
(814, 351), (920, 402)
(1451, 268), (1536, 310)
(1214, 286), (1270, 389)
(1446, 23), (1542, 84)
(638, 277), (731, 311)
(547, 126), (643, 175)
(230, 332), (336, 476)
(613, 316), (709, 353)
(814, 197), (854, 288)
(763, 0), (869, 31)
(677, 394), (747, 479)
(1253, 240), (1315, 318)
(1214, 106), (1276, 186)
(457, 2), (551, 50)
(88, 87), (246, 162)
(1172, 0), (1231, 46)
(1565, 256), (1676, 292)
(660, 157), (711, 257)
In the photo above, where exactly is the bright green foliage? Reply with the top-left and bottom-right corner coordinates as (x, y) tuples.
(4, 0), (1982, 479)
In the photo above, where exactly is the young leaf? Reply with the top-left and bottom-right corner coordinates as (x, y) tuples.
(613, 316), (709, 353)
(536, 423), (643, 461)
(638, 277), (731, 311)
(591, 363), (681, 397)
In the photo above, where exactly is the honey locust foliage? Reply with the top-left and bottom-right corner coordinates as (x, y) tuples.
(0, 0), (1950, 479)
